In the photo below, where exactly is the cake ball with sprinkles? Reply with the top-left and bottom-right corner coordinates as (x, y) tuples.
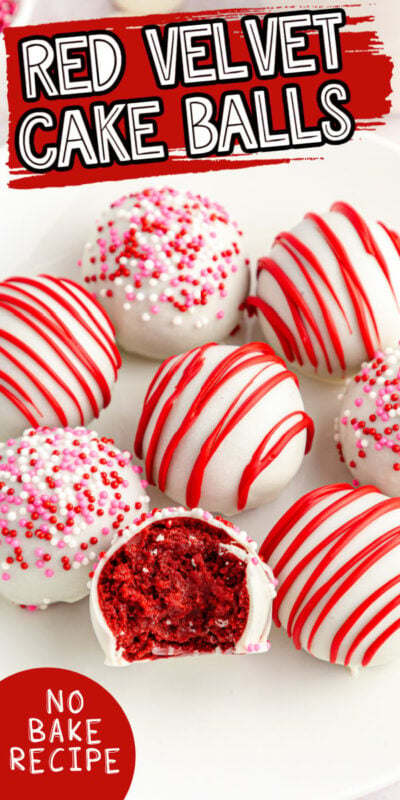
(80, 187), (249, 359)
(336, 345), (400, 496)
(0, 427), (149, 608)
(0, 1), (18, 32)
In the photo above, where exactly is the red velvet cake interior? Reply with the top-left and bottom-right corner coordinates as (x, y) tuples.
(97, 517), (250, 662)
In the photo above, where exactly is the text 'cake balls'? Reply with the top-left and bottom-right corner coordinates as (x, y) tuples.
(249, 202), (400, 381)
(0, 427), (149, 608)
(90, 507), (276, 665)
(0, 274), (121, 442)
(260, 484), (400, 670)
(134, 342), (314, 516)
(336, 345), (400, 495)
(80, 186), (249, 359)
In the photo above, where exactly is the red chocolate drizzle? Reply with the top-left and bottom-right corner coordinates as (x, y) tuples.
(260, 485), (400, 667)
(134, 342), (314, 511)
(0, 276), (120, 427)
(249, 202), (400, 375)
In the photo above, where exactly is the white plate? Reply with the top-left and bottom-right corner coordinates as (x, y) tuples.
(0, 134), (400, 800)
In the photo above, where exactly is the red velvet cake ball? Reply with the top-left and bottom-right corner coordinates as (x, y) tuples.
(80, 187), (249, 359)
(0, 426), (149, 607)
(260, 483), (400, 670)
(249, 202), (400, 381)
(0, 275), (121, 442)
(90, 507), (276, 665)
(134, 342), (314, 515)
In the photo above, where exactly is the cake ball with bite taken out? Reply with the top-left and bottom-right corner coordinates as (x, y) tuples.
(80, 187), (249, 359)
(249, 202), (400, 381)
(0, 427), (149, 608)
(90, 507), (277, 665)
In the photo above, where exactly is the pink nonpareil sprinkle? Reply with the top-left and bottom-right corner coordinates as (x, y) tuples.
(0, 1), (18, 33)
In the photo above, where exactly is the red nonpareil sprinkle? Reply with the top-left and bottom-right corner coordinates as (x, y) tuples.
(0, 426), (146, 599)
(83, 187), (244, 330)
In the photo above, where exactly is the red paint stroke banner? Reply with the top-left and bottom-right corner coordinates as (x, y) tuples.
(4, 4), (393, 190)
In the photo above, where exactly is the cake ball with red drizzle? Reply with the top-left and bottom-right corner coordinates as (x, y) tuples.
(134, 342), (314, 515)
(335, 345), (400, 495)
(0, 427), (149, 608)
(80, 187), (249, 359)
(90, 507), (276, 665)
(260, 484), (400, 671)
(0, 275), (121, 442)
(249, 202), (400, 381)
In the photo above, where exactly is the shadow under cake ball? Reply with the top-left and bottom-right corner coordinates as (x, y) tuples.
(0, 427), (149, 607)
(134, 342), (314, 515)
(0, 274), (121, 442)
(249, 201), (400, 381)
(336, 346), (400, 495)
(260, 483), (400, 670)
(90, 507), (276, 665)
(80, 187), (249, 359)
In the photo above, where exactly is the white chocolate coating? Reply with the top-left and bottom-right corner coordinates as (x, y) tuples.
(80, 187), (249, 359)
(252, 202), (400, 381)
(0, 427), (149, 607)
(134, 342), (313, 516)
(336, 346), (400, 495)
(261, 484), (400, 669)
(0, 275), (120, 442)
(113, 0), (184, 11)
(90, 506), (277, 666)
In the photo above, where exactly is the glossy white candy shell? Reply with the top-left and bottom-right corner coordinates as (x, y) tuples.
(81, 193), (249, 360)
(112, 0), (184, 13)
(257, 212), (400, 381)
(268, 487), (400, 668)
(0, 277), (118, 441)
(140, 344), (308, 515)
(0, 431), (149, 606)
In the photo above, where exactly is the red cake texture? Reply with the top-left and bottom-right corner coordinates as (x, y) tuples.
(97, 517), (249, 662)
(90, 508), (276, 665)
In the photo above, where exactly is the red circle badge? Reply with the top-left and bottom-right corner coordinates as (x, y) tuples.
(0, 668), (135, 799)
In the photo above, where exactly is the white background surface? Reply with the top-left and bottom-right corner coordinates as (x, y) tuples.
(1, 3), (400, 799)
